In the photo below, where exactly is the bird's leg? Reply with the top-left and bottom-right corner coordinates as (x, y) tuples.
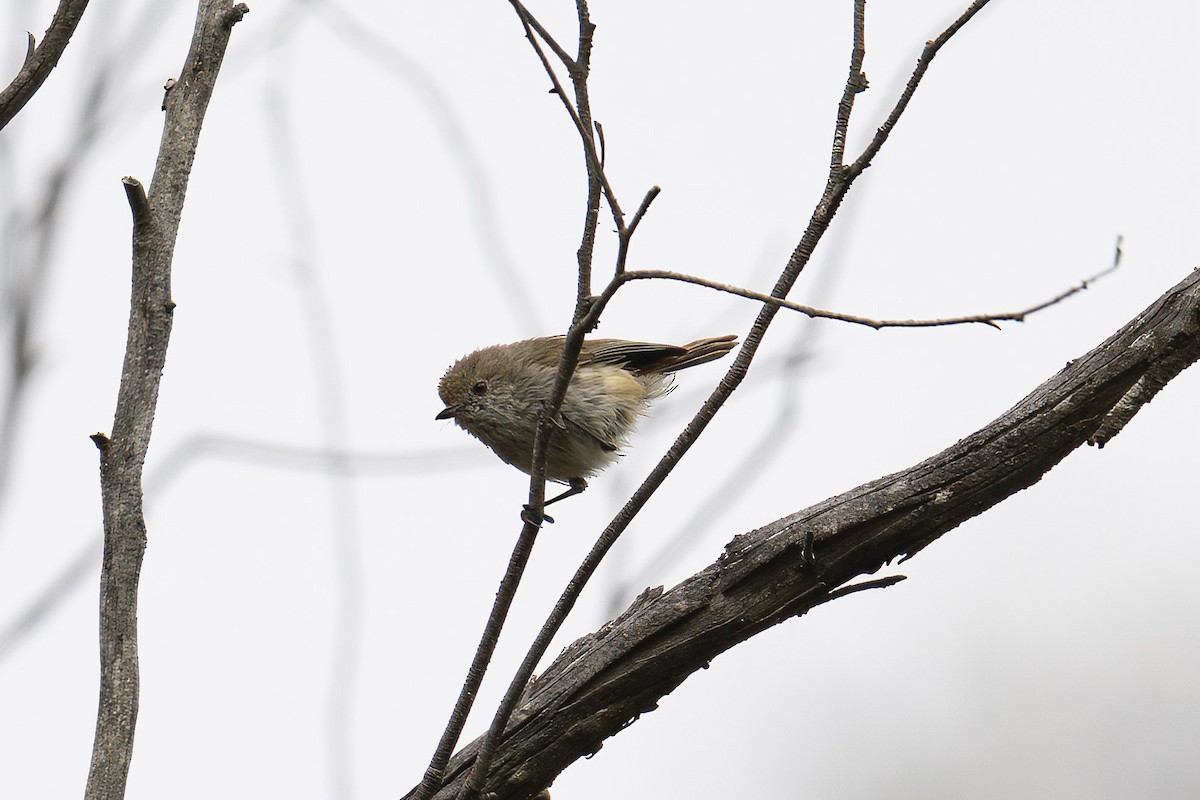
(521, 478), (588, 526)
(545, 477), (588, 507)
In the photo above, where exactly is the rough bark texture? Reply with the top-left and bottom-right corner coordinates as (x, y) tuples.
(85, 3), (248, 799)
(410, 267), (1200, 800)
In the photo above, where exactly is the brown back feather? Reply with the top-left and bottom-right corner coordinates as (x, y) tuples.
(581, 335), (737, 374)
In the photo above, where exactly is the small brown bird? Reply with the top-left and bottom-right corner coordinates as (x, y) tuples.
(437, 335), (737, 511)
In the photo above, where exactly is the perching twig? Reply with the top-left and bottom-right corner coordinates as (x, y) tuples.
(410, 3), (996, 799)
(85, 3), (247, 798)
(408, 262), (1200, 800)
(412, 3), (634, 797)
(431, 3), (671, 797)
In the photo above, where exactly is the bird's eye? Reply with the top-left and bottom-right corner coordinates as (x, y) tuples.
(471, 380), (488, 396)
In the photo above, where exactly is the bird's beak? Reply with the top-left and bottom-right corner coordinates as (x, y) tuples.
(435, 404), (460, 421)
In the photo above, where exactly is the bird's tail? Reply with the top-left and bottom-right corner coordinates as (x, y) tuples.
(660, 334), (739, 372)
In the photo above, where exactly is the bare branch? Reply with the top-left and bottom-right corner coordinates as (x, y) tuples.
(410, 505), (546, 800)
(508, 0), (624, 240)
(415, 4), (652, 792)
(847, 0), (994, 179)
(622, 259), (1119, 330)
(85, 3), (248, 798)
(508, 0), (575, 68)
(411, 268), (625, 800)
(830, 0), (867, 169)
(411, 265), (1200, 800)
(614, 186), (661, 275)
(417, 3), (1001, 797)
(0, 0), (91, 130)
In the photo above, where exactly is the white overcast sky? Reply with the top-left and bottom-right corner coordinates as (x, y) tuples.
(1, 1), (1198, 798)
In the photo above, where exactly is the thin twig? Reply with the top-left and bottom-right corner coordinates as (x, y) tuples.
(414, 267), (1200, 798)
(847, 0), (994, 180)
(416, 272), (624, 800)
(414, 4), (625, 794)
(410, 519), (544, 800)
(509, 0), (575, 68)
(509, 0), (624, 234)
(615, 186), (661, 275)
(434, 3), (995, 797)
(622, 261), (1119, 330)
(830, 0), (867, 170)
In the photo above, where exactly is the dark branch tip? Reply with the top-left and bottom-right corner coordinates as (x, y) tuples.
(90, 432), (110, 451)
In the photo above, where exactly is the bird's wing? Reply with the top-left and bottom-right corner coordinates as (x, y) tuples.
(560, 412), (620, 452)
(579, 339), (687, 372)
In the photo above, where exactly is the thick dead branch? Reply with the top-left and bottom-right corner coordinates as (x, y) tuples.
(85, 3), (248, 799)
(409, 266), (1200, 799)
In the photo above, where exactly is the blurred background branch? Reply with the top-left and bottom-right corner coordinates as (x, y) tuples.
(0, 0), (90, 130)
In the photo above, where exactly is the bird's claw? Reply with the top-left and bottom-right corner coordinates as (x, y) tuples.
(522, 505), (554, 526)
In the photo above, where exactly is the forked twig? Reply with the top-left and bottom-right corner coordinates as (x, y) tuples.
(847, 0), (993, 179)
(417, 2), (998, 798)
(412, 3), (643, 798)
(509, 0), (625, 234)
